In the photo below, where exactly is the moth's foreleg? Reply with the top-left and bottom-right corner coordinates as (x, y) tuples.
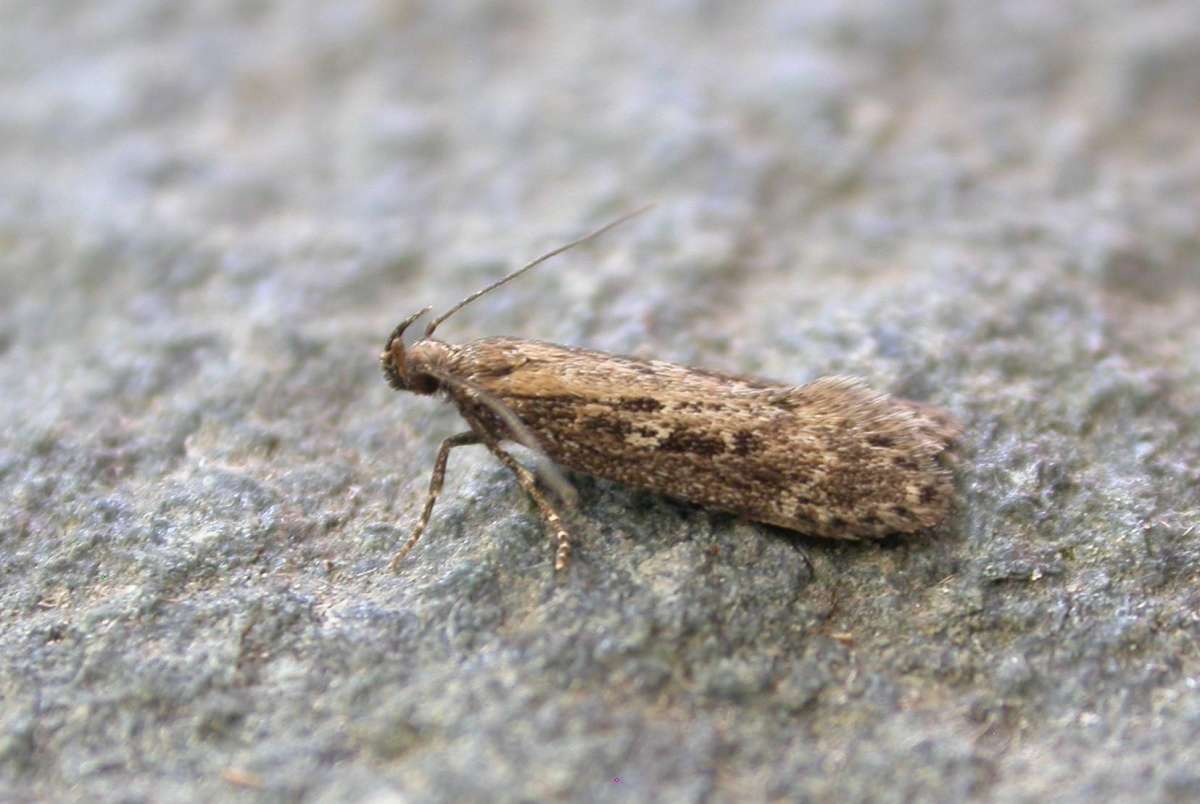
(389, 431), (482, 571)
(482, 441), (576, 572)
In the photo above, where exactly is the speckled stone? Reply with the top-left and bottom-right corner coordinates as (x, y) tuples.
(3, 2), (1200, 801)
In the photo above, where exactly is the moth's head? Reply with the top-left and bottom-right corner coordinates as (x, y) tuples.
(380, 307), (443, 395)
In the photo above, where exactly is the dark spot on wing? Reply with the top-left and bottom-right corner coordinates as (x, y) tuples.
(867, 434), (895, 448)
(658, 429), (727, 456)
(583, 416), (632, 439)
(733, 430), (763, 456)
(617, 397), (663, 413)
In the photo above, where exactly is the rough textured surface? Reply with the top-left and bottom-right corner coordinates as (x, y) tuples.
(2, 2), (1199, 801)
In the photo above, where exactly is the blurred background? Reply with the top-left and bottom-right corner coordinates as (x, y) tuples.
(3, 2), (1199, 801)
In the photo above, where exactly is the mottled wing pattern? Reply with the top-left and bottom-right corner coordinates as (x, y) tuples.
(446, 337), (959, 539)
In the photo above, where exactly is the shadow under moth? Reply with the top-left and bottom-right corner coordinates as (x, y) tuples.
(380, 209), (960, 571)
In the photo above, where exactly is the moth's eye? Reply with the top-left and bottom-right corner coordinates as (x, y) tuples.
(410, 374), (440, 395)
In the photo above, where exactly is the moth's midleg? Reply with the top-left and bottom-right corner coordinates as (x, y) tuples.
(480, 438), (575, 571)
(389, 431), (481, 571)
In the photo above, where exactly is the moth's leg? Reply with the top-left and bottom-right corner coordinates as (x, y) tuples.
(389, 431), (481, 571)
(481, 440), (575, 572)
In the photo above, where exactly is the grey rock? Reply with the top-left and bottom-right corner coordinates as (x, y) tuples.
(2, 1), (1199, 801)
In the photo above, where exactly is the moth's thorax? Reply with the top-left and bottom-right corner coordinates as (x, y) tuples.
(407, 339), (453, 372)
(381, 335), (455, 396)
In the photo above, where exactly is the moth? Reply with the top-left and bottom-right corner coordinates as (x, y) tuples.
(380, 210), (960, 571)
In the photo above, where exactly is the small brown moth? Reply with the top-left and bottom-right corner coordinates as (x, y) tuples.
(381, 210), (959, 571)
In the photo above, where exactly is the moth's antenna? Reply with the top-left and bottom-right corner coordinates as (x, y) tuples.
(425, 367), (578, 507)
(424, 204), (654, 338)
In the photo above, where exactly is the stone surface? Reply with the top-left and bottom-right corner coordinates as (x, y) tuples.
(2, 2), (1199, 801)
